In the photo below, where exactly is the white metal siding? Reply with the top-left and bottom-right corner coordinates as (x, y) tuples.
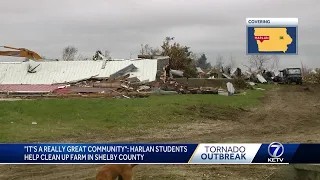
(97, 59), (157, 82)
(0, 59), (157, 84)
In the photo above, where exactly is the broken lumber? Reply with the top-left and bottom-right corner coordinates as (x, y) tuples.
(93, 82), (122, 88)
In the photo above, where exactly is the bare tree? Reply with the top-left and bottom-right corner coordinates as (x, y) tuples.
(190, 52), (199, 66)
(140, 44), (147, 55)
(300, 61), (310, 78)
(248, 55), (280, 71)
(248, 55), (274, 70)
(62, 46), (78, 61)
(105, 50), (112, 59)
(189, 52), (199, 61)
(76, 54), (83, 61)
(140, 44), (161, 55)
(76, 54), (91, 61)
(229, 55), (237, 69)
(215, 55), (224, 69)
(269, 55), (280, 70)
(225, 55), (237, 69)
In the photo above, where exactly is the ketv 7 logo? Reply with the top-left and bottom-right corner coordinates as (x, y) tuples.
(267, 142), (284, 163)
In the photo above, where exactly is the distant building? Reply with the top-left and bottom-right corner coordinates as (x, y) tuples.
(196, 67), (205, 78)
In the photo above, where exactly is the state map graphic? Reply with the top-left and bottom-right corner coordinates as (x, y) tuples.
(247, 27), (297, 54)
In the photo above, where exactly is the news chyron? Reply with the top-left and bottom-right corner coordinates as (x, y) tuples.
(0, 143), (298, 164)
(246, 18), (298, 55)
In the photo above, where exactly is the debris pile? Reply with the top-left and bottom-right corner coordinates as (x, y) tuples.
(0, 55), (170, 99)
(303, 69), (320, 84)
(0, 53), (313, 100)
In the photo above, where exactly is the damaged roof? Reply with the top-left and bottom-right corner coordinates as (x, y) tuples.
(0, 59), (158, 84)
(0, 61), (102, 84)
(97, 59), (157, 81)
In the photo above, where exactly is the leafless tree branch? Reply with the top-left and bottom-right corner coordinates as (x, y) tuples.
(269, 55), (280, 70)
(105, 50), (112, 59)
(225, 55), (237, 70)
(140, 44), (161, 56)
(62, 46), (78, 61)
(248, 55), (275, 70)
(215, 55), (224, 69)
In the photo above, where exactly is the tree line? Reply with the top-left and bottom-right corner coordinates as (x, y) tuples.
(61, 37), (281, 78)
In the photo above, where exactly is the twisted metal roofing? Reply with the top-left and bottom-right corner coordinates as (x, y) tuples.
(0, 59), (158, 84)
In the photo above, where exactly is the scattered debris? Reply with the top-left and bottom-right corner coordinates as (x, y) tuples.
(122, 95), (130, 99)
(137, 85), (150, 92)
(239, 92), (247, 96)
(170, 70), (184, 77)
(152, 88), (178, 95)
(218, 91), (228, 96)
(1, 54), (303, 100)
(256, 74), (267, 83)
(93, 82), (122, 88)
(227, 82), (235, 96)
(222, 73), (232, 79)
(303, 69), (320, 84)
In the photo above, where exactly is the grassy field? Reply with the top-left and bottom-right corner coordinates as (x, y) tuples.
(1, 84), (320, 180)
(0, 85), (271, 143)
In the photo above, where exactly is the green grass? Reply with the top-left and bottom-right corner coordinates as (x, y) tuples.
(255, 83), (278, 90)
(0, 88), (270, 142)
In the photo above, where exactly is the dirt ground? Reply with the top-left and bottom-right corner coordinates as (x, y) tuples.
(1, 84), (320, 180)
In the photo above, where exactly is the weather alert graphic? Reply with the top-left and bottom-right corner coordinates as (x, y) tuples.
(246, 18), (298, 55)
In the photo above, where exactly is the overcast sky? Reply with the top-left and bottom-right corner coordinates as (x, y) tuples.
(1, 0), (319, 69)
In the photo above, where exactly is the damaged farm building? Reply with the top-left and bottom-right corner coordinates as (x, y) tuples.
(0, 56), (170, 98)
(0, 53), (289, 99)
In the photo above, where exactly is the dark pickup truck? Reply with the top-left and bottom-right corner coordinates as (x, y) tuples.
(274, 68), (303, 85)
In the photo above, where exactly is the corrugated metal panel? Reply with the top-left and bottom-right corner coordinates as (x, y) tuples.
(0, 61), (103, 84)
(97, 59), (158, 82)
(131, 59), (157, 81)
(0, 59), (158, 84)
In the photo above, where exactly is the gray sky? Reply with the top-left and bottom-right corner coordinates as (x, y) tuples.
(1, 0), (319, 69)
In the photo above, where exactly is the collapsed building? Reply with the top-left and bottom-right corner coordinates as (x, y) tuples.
(0, 53), (278, 98)
(0, 56), (170, 96)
